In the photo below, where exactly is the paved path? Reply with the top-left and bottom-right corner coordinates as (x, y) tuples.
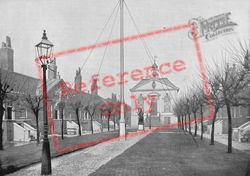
(7, 132), (148, 176)
(90, 128), (250, 176)
(6, 128), (250, 176)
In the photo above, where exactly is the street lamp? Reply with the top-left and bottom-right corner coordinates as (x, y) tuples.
(35, 30), (54, 175)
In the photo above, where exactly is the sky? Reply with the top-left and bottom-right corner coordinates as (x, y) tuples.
(0, 0), (249, 102)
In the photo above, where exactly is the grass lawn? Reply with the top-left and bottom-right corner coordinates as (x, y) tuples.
(0, 131), (119, 175)
(90, 129), (250, 176)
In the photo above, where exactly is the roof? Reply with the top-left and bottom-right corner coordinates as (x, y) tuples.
(0, 68), (39, 95)
(130, 77), (179, 92)
(67, 91), (105, 109)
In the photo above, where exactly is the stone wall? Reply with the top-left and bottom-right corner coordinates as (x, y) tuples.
(50, 119), (67, 135)
(218, 117), (250, 134)
(2, 120), (14, 144)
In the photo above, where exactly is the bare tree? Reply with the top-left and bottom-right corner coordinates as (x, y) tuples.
(173, 100), (182, 129)
(183, 94), (192, 135)
(24, 94), (43, 143)
(85, 103), (99, 134)
(84, 95), (102, 134)
(71, 100), (82, 136)
(0, 69), (22, 150)
(211, 58), (249, 153)
(189, 91), (200, 137)
(196, 88), (206, 140)
(173, 97), (188, 132)
(205, 69), (225, 145)
(179, 98), (188, 132)
(69, 93), (85, 136)
(101, 99), (117, 131)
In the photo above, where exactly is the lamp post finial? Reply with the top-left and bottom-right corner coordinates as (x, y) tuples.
(42, 30), (48, 40)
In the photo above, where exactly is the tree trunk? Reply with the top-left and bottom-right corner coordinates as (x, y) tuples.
(184, 114), (187, 131)
(117, 112), (121, 130)
(76, 108), (81, 136)
(194, 112), (197, 136)
(113, 115), (116, 130)
(177, 115), (180, 129)
(61, 109), (64, 140)
(210, 110), (217, 145)
(108, 114), (110, 131)
(225, 101), (232, 153)
(0, 104), (4, 150)
(100, 113), (103, 133)
(35, 112), (40, 144)
(181, 115), (184, 130)
(149, 114), (151, 129)
(188, 113), (191, 134)
(200, 106), (204, 140)
(90, 116), (94, 134)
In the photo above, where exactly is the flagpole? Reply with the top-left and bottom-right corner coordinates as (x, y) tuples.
(119, 0), (126, 139)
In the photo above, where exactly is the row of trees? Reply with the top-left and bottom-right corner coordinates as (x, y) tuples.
(173, 42), (250, 153)
(30, 90), (122, 141)
(0, 71), (123, 150)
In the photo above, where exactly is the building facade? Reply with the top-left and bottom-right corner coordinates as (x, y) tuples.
(0, 36), (131, 145)
(130, 61), (179, 129)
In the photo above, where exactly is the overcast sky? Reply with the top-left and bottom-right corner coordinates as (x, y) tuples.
(0, 0), (249, 102)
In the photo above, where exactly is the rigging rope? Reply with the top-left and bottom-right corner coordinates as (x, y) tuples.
(124, 1), (178, 104)
(97, 2), (120, 75)
(89, 0), (120, 106)
(79, 0), (120, 74)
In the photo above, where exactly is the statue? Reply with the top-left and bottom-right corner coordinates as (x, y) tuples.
(163, 93), (171, 112)
(138, 108), (144, 125)
(137, 93), (144, 110)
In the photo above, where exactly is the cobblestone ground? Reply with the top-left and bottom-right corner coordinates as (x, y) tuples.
(90, 128), (250, 176)
(7, 132), (148, 176)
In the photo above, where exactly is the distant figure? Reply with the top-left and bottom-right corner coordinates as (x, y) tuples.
(163, 93), (171, 112)
(138, 108), (144, 125)
(137, 93), (144, 110)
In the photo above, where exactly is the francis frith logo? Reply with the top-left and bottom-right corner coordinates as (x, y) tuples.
(188, 12), (237, 41)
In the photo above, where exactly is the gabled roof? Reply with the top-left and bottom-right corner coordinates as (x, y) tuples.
(36, 78), (65, 97)
(66, 91), (105, 109)
(0, 68), (39, 95)
(130, 77), (179, 92)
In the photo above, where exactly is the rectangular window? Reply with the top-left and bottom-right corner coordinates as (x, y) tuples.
(55, 110), (58, 119)
(21, 109), (27, 118)
(7, 107), (12, 120)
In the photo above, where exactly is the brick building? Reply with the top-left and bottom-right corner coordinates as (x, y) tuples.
(0, 36), (131, 145)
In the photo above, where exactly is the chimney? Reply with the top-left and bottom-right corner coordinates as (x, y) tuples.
(74, 67), (82, 92)
(0, 36), (14, 71)
(91, 78), (98, 96)
(2, 42), (6, 47)
(48, 59), (57, 80)
(6, 36), (11, 48)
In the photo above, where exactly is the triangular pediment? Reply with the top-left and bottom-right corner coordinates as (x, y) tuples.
(130, 78), (179, 92)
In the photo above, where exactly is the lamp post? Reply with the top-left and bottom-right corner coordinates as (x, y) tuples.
(35, 30), (54, 175)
